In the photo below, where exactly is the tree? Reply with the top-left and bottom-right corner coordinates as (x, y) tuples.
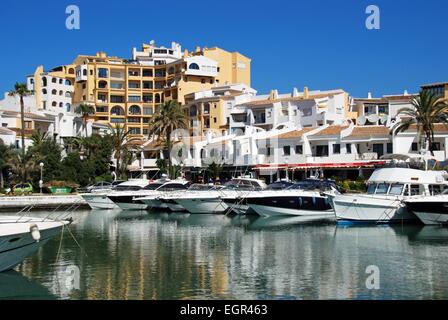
(75, 103), (95, 137)
(147, 100), (187, 178)
(8, 82), (32, 155)
(395, 90), (448, 155)
(206, 161), (223, 183)
(7, 149), (37, 183)
(0, 139), (13, 188)
(108, 124), (133, 179)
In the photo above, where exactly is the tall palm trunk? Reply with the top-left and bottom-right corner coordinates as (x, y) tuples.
(166, 127), (172, 178)
(20, 95), (25, 155)
(84, 116), (88, 137)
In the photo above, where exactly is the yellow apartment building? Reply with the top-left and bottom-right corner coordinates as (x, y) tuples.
(27, 41), (251, 140)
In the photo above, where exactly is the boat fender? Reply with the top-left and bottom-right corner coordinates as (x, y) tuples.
(30, 224), (41, 242)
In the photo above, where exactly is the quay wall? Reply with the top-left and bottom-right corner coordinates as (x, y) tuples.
(0, 195), (87, 211)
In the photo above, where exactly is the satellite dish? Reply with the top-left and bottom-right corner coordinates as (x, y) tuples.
(367, 114), (379, 123)
(380, 114), (388, 124)
(358, 115), (366, 126)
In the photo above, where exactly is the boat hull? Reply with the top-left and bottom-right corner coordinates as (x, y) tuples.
(0, 223), (66, 272)
(406, 200), (448, 225)
(108, 195), (149, 211)
(330, 194), (417, 223)
(81, 194), (118, 210)
(175, 198), (228, 214)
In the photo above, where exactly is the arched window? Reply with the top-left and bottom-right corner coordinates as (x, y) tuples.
(98, 80), (107, 89)
(59, 79), (63, 84)
(83, 69), (87, 76)
(155, 93), (161, 103)
(65, 103), (71, 112)
(51, 89), (57, 95)
(65, 91), (72, 98)
(42, 89), (47, 94)
(52, 101), (57, 107)
(65, 79), (72, 85)
(52, 77), (57, 83)
(190, 105), (198, 117)
(59, 102), (63, 108)
(189, 63), (200, 70)
(42, 77), (47, 87)
(129, 105), (141, 115)
(68, 68), (75, 74)
(59, 90), (63, 96)
(111, 106), (125, 116)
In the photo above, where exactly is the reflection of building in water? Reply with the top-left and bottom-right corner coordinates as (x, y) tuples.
(17, 212), (448, 300)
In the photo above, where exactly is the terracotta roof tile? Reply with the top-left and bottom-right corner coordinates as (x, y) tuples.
(345, 126), (390, 139)
(271, 128), (315, 140)
(310, 125), (349, 137)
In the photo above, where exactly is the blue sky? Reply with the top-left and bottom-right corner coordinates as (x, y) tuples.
(0, 0), (447, 97)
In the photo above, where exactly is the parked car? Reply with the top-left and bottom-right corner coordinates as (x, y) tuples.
(13, 183), (34, 195)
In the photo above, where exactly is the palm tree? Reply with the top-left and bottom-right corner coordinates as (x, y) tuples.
(30, 129), (50, 149)
(8, 83), (31, 155)
(0, 140), (13, 189)
(75, 103), (95, 137)
(108, 124), (131, 179)
(7, 149), (37, 182)
(395, 90), (448, 155)
(147, 100), (187, 178)
(206, 161), (223, 183)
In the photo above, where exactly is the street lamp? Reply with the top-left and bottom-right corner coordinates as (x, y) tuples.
(39, 162), (44, 194)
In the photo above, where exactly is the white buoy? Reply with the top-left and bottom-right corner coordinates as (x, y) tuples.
(30, 224), (41, 242)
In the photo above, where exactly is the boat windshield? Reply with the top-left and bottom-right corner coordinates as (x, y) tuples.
(143, 183), (164, 190)
(287, 179), (339, 191)
(389, 183), (405, 196)
(266, 181), (295, 190)
(188, 184), (216, 191)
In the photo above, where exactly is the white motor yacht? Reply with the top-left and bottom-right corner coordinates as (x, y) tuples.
(163, 177), (267, 214)
(0, 216), (71, 272)
(405, 191), (448, 225)
(108, 179), (190, 211)
(245, 179), (340, 218)
(81, 179), (148, 210)
(329, 167), (448, 224)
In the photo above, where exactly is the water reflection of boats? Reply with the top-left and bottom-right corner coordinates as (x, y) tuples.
(391, 225), (448, 244)
(248, 215), (336, 230)
(0, 270), (56, 300)
(175, 214), (232, 228)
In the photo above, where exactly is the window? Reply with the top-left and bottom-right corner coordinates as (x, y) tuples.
(189, 63), (200, 70)
(283, 146), (291, 156)
(367, 184), (377, 194)
(143, 118), (150, 123)
(111, 95), (125, 103)
(96, 106), (108, 113)
(143, 107), (153, 115)
(142, 69), (153, 77)
(51, 89), (57, 95)
(128, 95), (141, 102)
(432, 142), (441, 151)
(143, 128), (149, 135)
(376, 183), (389, 195)
(411, 142), (418, 152)
(143, 81), (153, 89)
(333, 144), (341, 154)
(110, 118), (125, 123)
(52, 78), (57, 83)
(316, 145), (329, 157)
(24, 121), (32, 129)
(387, 143), (393, 154)
(389, 184), (404, 195)
(110, 82), (124, 89)
(430, 185), (443, 195)
(410, 185), (421, 196)
(373, 144), (384, 158)
(155, 69), (165, 77)
(98, 68), (108, 78)
(97, 93), (107, 102)
(346, 143), (352, 154)
(143, 94), (153, 103)
(42, 89), (47, 94)
(111, 106), (125, 116)
(128, 81), (140, 89)
(128, 127), (141, 135)
(127, 117), (141, 123)
(128, 69), (140, 77)
(129, 105), (141, 115)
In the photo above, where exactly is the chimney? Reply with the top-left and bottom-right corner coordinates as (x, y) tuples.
(183, 49), (189, 58)
(303, 86), (309, 99)
(292, 87), (299, 97)
(269, 90), (279, 100)
(367, 92), (372, 99)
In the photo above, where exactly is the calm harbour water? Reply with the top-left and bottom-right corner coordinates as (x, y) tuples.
(1, 210), (448, 300)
